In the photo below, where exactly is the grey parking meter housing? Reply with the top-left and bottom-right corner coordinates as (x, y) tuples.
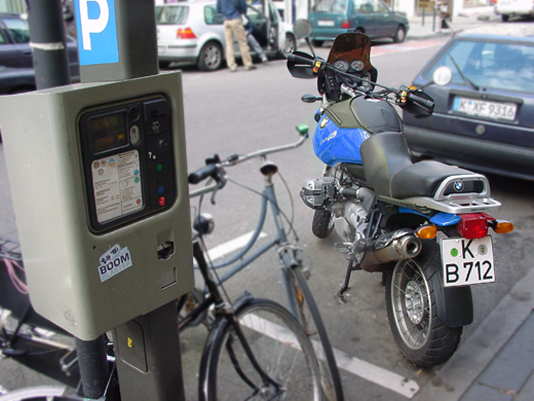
(0, 72), (193, 340)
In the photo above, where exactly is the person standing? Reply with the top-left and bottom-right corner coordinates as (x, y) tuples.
(216, 0), (256, 71)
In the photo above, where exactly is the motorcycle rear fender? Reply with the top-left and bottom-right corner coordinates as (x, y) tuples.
(431, 265), (474, 327)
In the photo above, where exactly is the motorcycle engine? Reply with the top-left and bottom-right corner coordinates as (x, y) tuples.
(334, 187), (375, 257)
(300, 177), (336, 209)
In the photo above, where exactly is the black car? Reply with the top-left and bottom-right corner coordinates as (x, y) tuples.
(0, 12), (79, 86)
(404, 24), (534, 181)
(0, 65), (35, 94)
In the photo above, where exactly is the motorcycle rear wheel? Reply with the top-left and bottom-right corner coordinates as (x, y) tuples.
(384, 240), (462, 368)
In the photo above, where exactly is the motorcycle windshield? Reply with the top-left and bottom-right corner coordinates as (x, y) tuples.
(327, 33), (374, 75)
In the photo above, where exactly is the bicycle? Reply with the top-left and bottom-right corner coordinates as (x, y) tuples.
(1, 242), (324, 401)
(188, 124), (344, 401)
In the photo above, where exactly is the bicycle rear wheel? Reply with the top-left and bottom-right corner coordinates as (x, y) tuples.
(287, 267), (344, 401)
(199, 298), (323, 401)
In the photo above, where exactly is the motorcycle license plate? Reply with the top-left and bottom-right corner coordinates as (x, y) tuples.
(440, 236), (495, 287)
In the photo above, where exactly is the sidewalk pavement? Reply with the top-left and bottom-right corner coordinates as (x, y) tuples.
(415, 266), (534, 401)
(407, 5), (498, 40)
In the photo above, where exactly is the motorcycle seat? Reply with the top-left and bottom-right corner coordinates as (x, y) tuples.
(390, 160), (472, 198)
(361, 132), (471, 198)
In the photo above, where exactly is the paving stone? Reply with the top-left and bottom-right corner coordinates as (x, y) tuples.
(477, 313), (534, 392)
(461, 383), (512, 401)
(515, 373), (534, 401)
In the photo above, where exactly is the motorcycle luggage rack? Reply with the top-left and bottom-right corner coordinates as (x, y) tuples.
(380, 174), (501, 215)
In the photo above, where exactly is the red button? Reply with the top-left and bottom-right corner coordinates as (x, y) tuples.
(158, 196), (166, 207)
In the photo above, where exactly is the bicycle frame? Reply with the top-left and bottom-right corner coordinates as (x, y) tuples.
(195, 173), (303, 319)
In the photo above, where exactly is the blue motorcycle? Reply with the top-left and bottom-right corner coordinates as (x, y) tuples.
(287, 27), (514, 367)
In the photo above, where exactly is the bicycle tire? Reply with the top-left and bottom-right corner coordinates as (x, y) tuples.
(199, 298), (323, 401)
(288, 268), (345, 401)
(0, 386), (80, 401)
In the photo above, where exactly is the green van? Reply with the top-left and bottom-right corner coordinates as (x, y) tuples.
(309, 0), (409, 46)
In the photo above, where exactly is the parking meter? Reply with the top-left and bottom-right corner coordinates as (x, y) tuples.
(0, 72), (193, 340)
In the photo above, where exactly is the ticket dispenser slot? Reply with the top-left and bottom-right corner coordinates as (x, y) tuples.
(80, 96), (177, 234)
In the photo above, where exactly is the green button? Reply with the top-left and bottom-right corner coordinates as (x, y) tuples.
(156, 163), (164, 172)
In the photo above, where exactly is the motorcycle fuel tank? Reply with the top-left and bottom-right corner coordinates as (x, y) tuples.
(313, 116), (370, 166)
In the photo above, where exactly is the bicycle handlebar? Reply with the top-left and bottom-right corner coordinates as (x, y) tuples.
(188, 127), (309, 198)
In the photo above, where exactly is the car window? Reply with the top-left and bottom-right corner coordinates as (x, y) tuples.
(313, 0), (348, 13)
(376, 0), (389, 12)
(155, 5), (189, 25)
(423, 39), (534, 92)
(4, 18), (30, 44)
(246, 5), (267, 23)
(0, 31), (7, 45)
(205, 5), (224, 25)
(353, 0), (375, 13)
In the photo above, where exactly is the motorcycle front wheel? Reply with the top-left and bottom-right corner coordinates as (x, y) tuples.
(384, 240), (462, 368)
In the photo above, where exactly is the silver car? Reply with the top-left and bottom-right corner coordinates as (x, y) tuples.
(156, 0), (297, 71)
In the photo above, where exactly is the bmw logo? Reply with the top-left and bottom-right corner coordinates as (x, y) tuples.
(453, 181), (464, 192)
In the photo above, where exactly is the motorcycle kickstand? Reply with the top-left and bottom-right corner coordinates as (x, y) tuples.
(337, 260), (361, 303)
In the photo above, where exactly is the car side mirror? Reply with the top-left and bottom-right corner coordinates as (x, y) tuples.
(294, 19), (312, 39)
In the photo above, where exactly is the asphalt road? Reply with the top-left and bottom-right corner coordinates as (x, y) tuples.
(1, 35), (533, 400)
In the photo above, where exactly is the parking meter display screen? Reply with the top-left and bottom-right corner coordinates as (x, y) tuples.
(89, 113), (128, 154)
(91, 150), (144, 223)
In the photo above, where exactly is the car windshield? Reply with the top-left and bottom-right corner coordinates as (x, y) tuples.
(155, 5), (189, 25)
(4, 17), (30, 43)
(313, 0), (347, 13)
(423, 39), (534, 92)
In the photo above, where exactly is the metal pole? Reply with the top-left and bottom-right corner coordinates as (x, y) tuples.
(422, 7), (426, 26)
(433, 4), (436, 31)
(75, 336), (110, 399)
(26, 0), (70, 90)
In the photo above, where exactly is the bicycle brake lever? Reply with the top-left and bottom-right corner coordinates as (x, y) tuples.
(210, 187), (218, 205)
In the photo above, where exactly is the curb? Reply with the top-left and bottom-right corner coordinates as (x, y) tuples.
(415, 267), (534, 401)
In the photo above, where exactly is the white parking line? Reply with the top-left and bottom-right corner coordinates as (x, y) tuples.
(210, 234), (420, 398)
(241, 313), (420, 399)
(207, 231), (267, 261)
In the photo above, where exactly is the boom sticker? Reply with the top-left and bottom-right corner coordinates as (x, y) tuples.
(97, 244), (133, 282)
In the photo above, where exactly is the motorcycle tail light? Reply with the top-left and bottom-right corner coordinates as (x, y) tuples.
(177, 27), (197, 39)
(340, 20), (351, 29)
(457, 213), (493, 239)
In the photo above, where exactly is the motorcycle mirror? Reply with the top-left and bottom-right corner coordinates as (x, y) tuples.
(301, 94), (322, 103)
(432, 66), (453, 86)
(294, 19), (312, 40)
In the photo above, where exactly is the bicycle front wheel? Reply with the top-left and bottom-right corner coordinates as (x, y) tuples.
(288, 267), (344, 401)
(200, 298), (323, 401)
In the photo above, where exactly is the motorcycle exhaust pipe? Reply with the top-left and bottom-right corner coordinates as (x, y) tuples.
(361, 230), (422, 271)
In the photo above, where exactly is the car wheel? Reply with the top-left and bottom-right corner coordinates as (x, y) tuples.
(311, 39), (324, 47)
(501, 14), (509, 22)
(280, 34), (297, 58)
(197, 41), (223, 71)
(393, 25), (406, 43)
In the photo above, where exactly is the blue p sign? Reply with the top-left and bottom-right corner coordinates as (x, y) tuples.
(74, 0), (119, 66)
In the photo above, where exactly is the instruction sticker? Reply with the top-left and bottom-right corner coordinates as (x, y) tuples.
(98, 244), (133, 282)
(92, 150), (143, 223)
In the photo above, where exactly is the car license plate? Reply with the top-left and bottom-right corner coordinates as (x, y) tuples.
(317, 20), (335, 26)
(453, 97), (517, 121)
(441, 236), (495, 287)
